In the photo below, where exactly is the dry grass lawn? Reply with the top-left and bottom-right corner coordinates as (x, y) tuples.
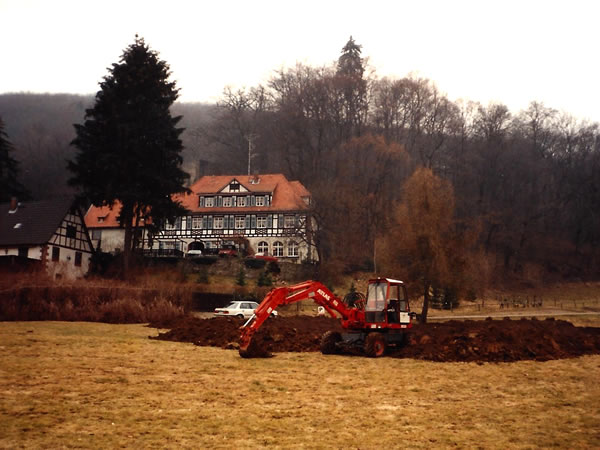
(1, 321), (599, 448)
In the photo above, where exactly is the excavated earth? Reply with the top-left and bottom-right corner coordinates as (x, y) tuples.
(149, 315), (600, 362)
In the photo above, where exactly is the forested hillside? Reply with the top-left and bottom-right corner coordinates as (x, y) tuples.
(1, 37), (599, 287)
(0, 93), (215, 199)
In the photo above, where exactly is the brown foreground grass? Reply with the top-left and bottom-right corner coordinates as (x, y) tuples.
(1, 321), (599, 449)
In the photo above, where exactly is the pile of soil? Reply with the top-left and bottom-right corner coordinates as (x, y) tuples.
(149, 316), (600, 362)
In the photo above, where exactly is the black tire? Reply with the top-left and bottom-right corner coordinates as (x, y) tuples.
(365, 332), (386, 357)
(237, 314), (245, 319)
(320, 331), (342, 354)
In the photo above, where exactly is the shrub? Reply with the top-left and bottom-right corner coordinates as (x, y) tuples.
(196, 268), (210, 284)
(0, 281), (192, 323)
(257, 270), (273, 287)
(267, 261), (280, 274)
(244, 258), (266, 269)
(236, 267), (246, 286)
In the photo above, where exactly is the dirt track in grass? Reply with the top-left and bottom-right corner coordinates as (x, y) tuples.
(150, 315), (600, 362)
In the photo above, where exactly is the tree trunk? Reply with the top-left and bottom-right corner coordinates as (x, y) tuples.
(122, 204), (134, 279)
(421, 283), (430, 324)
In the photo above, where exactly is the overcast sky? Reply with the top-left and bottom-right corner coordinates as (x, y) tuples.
(1, 0), (599, 122)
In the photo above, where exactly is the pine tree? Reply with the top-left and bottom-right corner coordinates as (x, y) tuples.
(337, 36), (364, 78)
(236, 267), (246, 286)
(0, 117), (28, 202)
(336, 36), (368, 138)
(69, 36), (188, 272)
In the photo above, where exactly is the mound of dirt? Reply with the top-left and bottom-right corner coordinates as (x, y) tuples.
(150, 316), (342, 353)
(395, 317), (600, 362)
(149, 316), (600, 362)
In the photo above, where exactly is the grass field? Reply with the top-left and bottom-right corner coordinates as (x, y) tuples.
(1, 321), (599, 448)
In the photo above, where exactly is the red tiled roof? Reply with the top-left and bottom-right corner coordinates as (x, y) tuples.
(85, 174), (311, 228)
(84, 202), (152, 229)
(84, 203), (123, 229)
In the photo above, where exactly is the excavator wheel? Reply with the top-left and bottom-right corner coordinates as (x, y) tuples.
(365, 332), (386, 357)
(320, 331), (342, 354)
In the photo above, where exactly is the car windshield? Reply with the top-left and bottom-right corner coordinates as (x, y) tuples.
(225, 302), (239, 309)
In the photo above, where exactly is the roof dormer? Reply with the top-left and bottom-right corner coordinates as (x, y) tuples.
(220, 178), (249, 193)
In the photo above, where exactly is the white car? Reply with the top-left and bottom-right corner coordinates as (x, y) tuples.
(213, 301), (278, 319)
(186, 249), (203, 258)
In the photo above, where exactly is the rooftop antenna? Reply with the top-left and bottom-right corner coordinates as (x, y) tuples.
(246, 133), (259, 175)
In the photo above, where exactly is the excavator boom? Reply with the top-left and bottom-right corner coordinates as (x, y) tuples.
(239, 281), (361, 356)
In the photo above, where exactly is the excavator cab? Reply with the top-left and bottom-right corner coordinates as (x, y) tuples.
(365, 278), (410, 325)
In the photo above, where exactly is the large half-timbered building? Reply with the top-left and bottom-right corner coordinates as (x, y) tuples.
(0, 197), (94, 279)
(85, 174), (316, 263)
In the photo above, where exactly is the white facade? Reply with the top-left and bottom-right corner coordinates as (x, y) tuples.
(152, 212), (316, 262)
(45, 210), (93, 279)
(1, 202), (93, 280)
(89, 228), (126, 254)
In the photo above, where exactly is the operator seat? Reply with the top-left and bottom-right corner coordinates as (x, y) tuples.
(387, 299), (399, 323)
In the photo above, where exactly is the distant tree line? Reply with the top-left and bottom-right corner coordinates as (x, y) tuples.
(194, 36), (600, 289)
(0, 93), (214, 200)
(1, 36), (599, 291)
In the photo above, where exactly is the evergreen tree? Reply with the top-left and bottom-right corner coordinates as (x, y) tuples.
(69, 36), (188, 272)
(236, 267), (246, 286)
(336, 36), (368, 138)
(0, 117), (28, 202)
(337, 36), (364, 78)
(257, 270), (272, 287)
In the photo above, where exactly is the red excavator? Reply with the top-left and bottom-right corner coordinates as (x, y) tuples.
(239, 278), (416, 358)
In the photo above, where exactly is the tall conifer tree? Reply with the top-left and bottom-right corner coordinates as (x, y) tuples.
(0, 117), (28, 202)
(69, 36), (188, 271)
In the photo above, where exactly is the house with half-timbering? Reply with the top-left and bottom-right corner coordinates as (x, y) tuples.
(85, 173), (317, 263)
(0, 197), (94, 279)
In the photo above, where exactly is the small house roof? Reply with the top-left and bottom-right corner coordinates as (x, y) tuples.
(0, 197), (75, 247)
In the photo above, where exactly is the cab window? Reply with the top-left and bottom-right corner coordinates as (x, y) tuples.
(366, 282), (387, 311)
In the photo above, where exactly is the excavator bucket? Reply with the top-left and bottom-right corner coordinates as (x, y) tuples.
(239, 338), (272, 358)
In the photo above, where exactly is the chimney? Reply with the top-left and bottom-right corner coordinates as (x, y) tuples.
(8, 197), (18, 214)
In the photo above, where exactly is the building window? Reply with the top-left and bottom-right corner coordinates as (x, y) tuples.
(91, 229), (102, 240)
(257, 241), (269, 254)
(223, 197), (232, 207)
(288, 241), (299, 257)
(256, 196), (265, 207)
(257, 216), (267, 228)
(273, 241), (284, 257)
(75, 252), (82, 267)
(18, 247), (28, 258)
(192, 216), (202, 229)
(213, 216), (224, 229)
(230, 181), (240, 192)
(238, 197), (246, 207)
(52, 246), (60, 261)
(235, 216), (245, 229)
(284, 215), (295, 228)
(165, 219), (178, 230)
(66, 224), (76, 238)
(205, 197), (214, 207)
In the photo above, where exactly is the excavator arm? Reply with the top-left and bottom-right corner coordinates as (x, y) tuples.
(239, 280), (361, 357)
